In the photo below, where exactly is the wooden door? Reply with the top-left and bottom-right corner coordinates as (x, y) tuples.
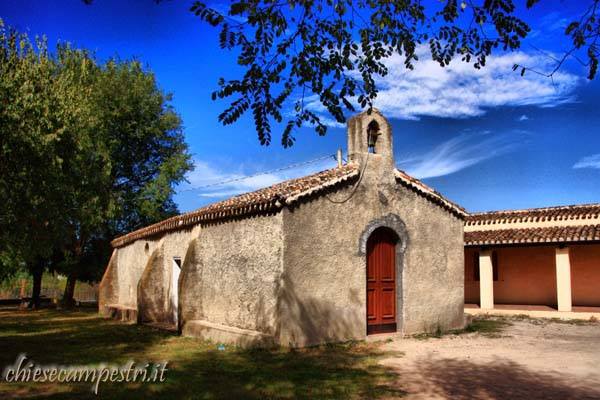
(366, 228), (397, 334)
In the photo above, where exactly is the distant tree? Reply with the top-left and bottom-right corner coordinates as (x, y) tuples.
(0, 21), (192, 308)
(0, 24), (90, 307)
(59, 59), (192, 307)
(186, 0), (600, 146)
(48, 45), (114, 308)
(95, 60), (192, 234)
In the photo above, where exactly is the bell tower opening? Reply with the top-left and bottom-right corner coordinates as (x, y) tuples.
(367, 120), (380, 154)
(347, 109), (394, 170)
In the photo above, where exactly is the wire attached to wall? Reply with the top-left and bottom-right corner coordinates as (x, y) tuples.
(178, 153), (338, 193)
(325, 151), (369, 204)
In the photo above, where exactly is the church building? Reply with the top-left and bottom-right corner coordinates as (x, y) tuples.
(100, 110), (467, 347)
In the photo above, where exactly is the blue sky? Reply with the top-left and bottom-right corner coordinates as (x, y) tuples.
(2, 0), (599, 213)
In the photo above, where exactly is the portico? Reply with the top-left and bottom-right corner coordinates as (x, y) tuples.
(464, 204), (600, 315)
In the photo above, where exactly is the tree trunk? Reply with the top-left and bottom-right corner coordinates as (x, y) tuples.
(28, 262), (43, 309)
(61, 271), (78, 309)
(61, 235), (84, 309)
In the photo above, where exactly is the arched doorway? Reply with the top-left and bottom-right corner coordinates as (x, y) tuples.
(366, 227), (399, 334)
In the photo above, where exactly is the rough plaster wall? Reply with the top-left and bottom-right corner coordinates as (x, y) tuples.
(161, 228), (198, 267)
(280, 155), (464, 346)
(179, 214), (284, 335)
(401, 191), (464, 334)
(158, 228), (197, 323)
(138, 244), (170, 323)
(98, 250), (119, 315)
(115, 238), (161, 307)
(113, 226), (200, 309)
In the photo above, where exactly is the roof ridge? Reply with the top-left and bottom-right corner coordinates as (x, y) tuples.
(465, 202), (600, 226)
(111, 164), (468, 248)
(465, 223), (600, 245)
(469, 202), (600, 216)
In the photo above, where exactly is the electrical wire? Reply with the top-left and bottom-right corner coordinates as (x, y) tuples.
(325, 151), (368, 204)
(178, 153), (339, 193)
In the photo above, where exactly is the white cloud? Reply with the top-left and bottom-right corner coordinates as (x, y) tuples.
(518, 114), (529, 121)
(307, 47), (580, 124)
(181, 128), (529, 200)
(180, 157), (337, 199)
(398, 130), (529, 179)
(573, 154), (600, 169)
(540, 12), (570, 32)
(372, 50), (580, 120)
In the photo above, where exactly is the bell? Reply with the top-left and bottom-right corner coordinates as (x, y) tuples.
(368, 131), (377, 148)
(367, 123), (379, 151)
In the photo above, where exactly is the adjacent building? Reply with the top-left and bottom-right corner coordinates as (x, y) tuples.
(464, 205), (600, 312)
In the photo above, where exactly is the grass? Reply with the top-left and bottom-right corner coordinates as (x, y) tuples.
(481, 313), (600, 326)
(412, 317), (512, 340)
(462, 318), (512, 337)
(537, 315), (599, 325)
(0, 308), (404, 399)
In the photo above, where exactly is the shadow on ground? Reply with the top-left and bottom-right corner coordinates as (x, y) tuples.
(0, 308), (405, 399)
(0, 308), (171, 365)
(4, 308), (596, 399)
(406, 356), (600, 400)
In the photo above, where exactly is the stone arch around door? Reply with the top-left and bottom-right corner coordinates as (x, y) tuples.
(358, 214), (408, 335)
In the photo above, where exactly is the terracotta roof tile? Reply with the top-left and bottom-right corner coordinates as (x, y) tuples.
(111, 164), (467, 248)
(111, 164), (360, 248)
(466, 203), (600, 226)
(465, 224), (600, 246)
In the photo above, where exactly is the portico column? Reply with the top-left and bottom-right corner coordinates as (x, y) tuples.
(555, 247), (572, 312)
(479, 250), (494, 310)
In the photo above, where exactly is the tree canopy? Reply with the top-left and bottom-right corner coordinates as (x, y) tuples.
(0, 20), (192, 306)
(189, 0), (600, 146)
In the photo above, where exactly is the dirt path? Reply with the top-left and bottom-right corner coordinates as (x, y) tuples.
(379, 319), (600, 399)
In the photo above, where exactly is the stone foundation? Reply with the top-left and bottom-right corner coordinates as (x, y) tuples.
(104, 304), (138, 323)
(182, 320), (276, 348)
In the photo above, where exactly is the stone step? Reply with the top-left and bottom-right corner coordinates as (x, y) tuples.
(182, 320), (276, 348)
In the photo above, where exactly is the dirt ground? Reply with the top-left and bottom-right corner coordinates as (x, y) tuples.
(379, 317), (600, 399)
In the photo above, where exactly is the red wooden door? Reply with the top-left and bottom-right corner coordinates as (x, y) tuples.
(366, 228), (397, 334)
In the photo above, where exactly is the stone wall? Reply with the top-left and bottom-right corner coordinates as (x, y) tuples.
(137, 243), (170, 323)
(147, 228), (198, 325)
(179, 214), (284, 336)
(279, 155), (464, 346)
(104, 227), (198, 322)
(115, 238), (161, 308)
